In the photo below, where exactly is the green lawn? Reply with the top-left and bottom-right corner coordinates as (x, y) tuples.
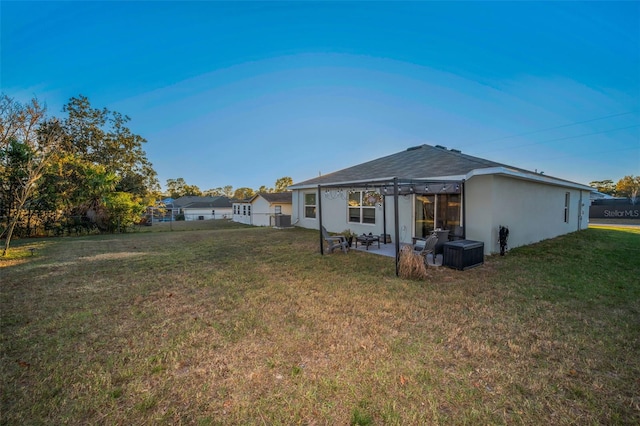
(1, 221), (639, 425)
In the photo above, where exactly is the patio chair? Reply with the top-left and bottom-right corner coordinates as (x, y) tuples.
(413, 234), (438, 263)
(321, 226), (349, 254)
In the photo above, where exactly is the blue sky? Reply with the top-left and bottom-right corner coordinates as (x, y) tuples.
(2, 1), (639, 191)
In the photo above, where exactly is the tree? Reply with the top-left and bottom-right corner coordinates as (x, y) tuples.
(0, 95), (63, 255)
(589, 179), (616, 196)
(183, 184), (203, 197)
(62, 95), (158, 197)
(166, 178), (202, 198)
(233, 187), (254, 200)
(258, 185), (273, 193)
(103, 191), (146, 232)
(616, 175), (640, 204)
(203, 187), (222, 196)
(274, 176), (293, 193)
(204, 185), (234, 197)
(222, 185), (233, 197)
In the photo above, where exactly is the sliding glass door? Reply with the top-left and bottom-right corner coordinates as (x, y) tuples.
(414, 194), (461, 238)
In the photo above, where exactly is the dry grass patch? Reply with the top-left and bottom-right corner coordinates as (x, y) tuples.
(1, 222), (639, 424)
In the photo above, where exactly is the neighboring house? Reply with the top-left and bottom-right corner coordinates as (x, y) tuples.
(174, 196), (233, 220)
(289, 144), (592, 255)
(589, 191), (614, 202)
(232, 198), (253, 225)
(232, 192), (293, 226)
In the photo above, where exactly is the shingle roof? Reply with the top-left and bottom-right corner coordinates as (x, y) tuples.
(255, 192), (292, 204)
(291, 144), (510, 188)
(176, 196), (233, 208)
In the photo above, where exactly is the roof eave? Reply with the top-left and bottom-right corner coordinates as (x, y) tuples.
(467, 167), (592, 191)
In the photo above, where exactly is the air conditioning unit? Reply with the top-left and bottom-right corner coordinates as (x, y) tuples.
(274, 215), (291, 227)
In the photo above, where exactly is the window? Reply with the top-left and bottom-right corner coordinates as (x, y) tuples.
(243, 205), (246, 216)
(348, 191), (377, 224)
(564, 192), (570, 223)
(275, 205), (282, 214)
(248, 205), (251, 216)
(304, 193), (316, 218)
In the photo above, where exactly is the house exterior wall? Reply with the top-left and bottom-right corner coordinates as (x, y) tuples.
(233, 198), (293, 226)
(251, 197), (272, 227)
(292, 190), (319, 230)
(316, 188), (386, 235)
(183, 207), (232, 221)
(232, 203), (252, 225)
(293, 176), (590, 255)
(292, 188), (412, 242)
(383, 193), (413, 245)
(465, 175), (590, 254)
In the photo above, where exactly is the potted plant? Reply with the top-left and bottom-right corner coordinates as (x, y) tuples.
(342, 229), (356, 247)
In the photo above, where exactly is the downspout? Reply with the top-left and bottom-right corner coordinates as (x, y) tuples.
(318, 185), (324, 255)
(394, 177), (400, 277)
(461, 180), (466, 239)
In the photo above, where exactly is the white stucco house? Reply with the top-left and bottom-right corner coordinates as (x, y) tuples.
(289, 144), (592, 256)
(232, 192), (293, 226)
(174, 196), (233, 221)
(232, 198), (253, 225)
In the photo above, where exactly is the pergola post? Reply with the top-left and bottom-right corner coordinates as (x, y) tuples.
(393, 177), (400, 277)
(318, 184), (324, 255)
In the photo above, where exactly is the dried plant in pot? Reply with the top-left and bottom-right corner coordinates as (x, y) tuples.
(398, 245), (428, 280)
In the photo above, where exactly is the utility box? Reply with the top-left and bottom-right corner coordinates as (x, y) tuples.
(443, 240), (484, 270)
(274, 214), (291, 228)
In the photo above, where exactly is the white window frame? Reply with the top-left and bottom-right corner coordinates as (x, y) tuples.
(304, 193), (316, 219)
(564, 192), (570, 223)
(348, 190), (377, 225)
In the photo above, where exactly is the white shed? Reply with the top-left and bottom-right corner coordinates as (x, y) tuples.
(232, 192), (293, 227)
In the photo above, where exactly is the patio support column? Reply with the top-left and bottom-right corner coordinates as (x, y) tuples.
(318, 185), (324, 255)
(393, 177), (400, 276)
(382, 191), (387, 242)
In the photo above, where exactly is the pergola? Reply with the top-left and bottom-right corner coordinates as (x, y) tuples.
(316, 176), (465, 276)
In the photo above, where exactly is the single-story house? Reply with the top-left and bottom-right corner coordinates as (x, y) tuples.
(174, 196), (233, 221)
(232, 192), (293, 227)
(289, 144), (592, 257)
(232, 198), (253, 225)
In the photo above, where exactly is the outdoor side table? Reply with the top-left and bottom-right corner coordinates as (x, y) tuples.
(355, 235), (380, 250)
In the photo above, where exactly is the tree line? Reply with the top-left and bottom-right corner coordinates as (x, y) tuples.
(0, 94), (161, 255)
(0, 94), (294, 255)
(589, 176), (640, 202)
(164, 176), (293, 200)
